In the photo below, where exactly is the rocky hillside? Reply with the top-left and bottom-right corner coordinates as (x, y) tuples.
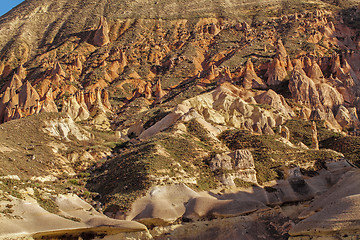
(0, 0), (360, 239)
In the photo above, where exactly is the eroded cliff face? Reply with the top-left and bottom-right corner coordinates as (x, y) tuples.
(0, 1), (359, 133)
(1, 0), (360, 239)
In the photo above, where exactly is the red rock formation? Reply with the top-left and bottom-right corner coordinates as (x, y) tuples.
(16, 65), (27, 80)
(102, 89), (112, 110)
(286, 57), (293, 72)
(18, 81), (40, 109)
(0, 88), (14, 106)
(317, 83), (344, 111)
(12, 105), (22, 120)
(218, 67), (232, 84)
(330, 54), (341, 76)
(75, 91), (90, 121)
(265, 39), (290, 86)
(303, 56), (312, 73)
(131, 84), (145, 99)
(154, 79), (165, 100)
(242, 59), (267, 89)
(307, 59), (324, 83)
(236, 21), (251, 32)
(266, 57), (287, 86)
(205, 65), (218, 82)
(76, 91), (87, 108)
(90, 88), (109, 116)
(40, 88), (58, 113)
(62, 95), (81, 119)
(1, 64), (12, 79)
(7, 94), (19, 111)
(5, 74), (23, 92)
(3, 106), (14, 122)
(93, 17), (110, 47)
(85, 91), (96, 109)
(118, 50), (127, 72)
(276, 39), (288, 62)
(254, 90), (295, 117)
(311, 121), (319, 150)
(0, 88), (13, 122)
(108, 61), (120, 79)
(0, 62), (4, 77)
(144, 82), (152, 99)
(74, 56), (82, 72)
(76, 105), (90, 121)
(335, 105), (359, 129)
(224, 67), (232, 81)
(289, 64), (322, 109)
(51, 61), (66, 77)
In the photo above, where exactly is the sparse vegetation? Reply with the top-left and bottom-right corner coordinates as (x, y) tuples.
(321, 136), (360, 167)
(0, 179), (23, 199)
(281, 120), (342, 147)
(219, 129), (342, 184)
(86, 131), (217, 211)
(33, 189), (60, 214)
(234, 178), (256, 188)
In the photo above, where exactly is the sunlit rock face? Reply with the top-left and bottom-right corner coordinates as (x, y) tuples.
(0, 0), (360, 239)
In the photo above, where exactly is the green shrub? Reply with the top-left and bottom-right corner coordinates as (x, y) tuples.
(68, 179), (80, 185)
(33, 189), (59, 214)
(321, 136), (360, 167)
(234, 178), (255, 188)
(185, 119), (212, 142)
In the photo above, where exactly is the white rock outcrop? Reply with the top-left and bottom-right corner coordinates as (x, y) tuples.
(139, 83), (292, 139)
(42, 114), (92, 141)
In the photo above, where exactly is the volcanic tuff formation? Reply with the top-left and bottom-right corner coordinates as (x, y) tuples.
(0, 0), (360, 239)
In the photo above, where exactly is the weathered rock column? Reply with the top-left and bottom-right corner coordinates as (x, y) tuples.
(311, 121), (319, 150)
